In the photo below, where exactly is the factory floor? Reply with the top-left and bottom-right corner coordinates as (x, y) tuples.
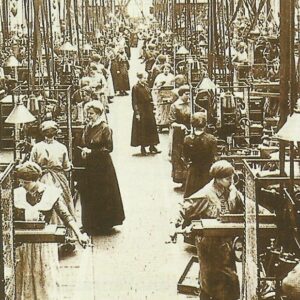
(0, 46), (245, 300)
(0, 46), (195, 300)
(58, 47), (194, 300)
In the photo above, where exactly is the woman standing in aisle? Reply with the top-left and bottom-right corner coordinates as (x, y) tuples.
(14, 161), (89, 300)
(131, 72), (160, 155)
(80, 100), (125, 235)
(115, 48), (130, 96)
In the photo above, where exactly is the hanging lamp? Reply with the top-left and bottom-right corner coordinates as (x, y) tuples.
(83, 43), (93, 51)
(4, 55), (20, 67)
(199, 75), (217, 90)
(5, 100), (36, 124)
(176, 45), (189, 55)
(60, 41), (77, 52)
(276, 112), (300, 196)
(276, 112), (300, 143)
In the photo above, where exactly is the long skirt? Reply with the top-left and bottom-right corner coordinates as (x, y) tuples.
(153, 89), (175, 126)
(155, 102), (172, 126)
(131, 111), (159, 147)
(80, 152), (125, 234)
(40, 170), (75, 239)
(196, 236), (240, 300)
(16, 243), (60, 300)
(40, 170), (75, 220)
(170, 125), (187, 183)
(184, 163), (211, 198)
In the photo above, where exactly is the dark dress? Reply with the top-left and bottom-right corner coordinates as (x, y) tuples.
(183, 132), (217, 198)
(110, 57), (119, 92)
(148, 64), (162, 88)
(125, 39), (131, 59)
(144, 50), (157, 73)
(169, 99), (191, 183)
(115, 54), (130, 92)
(80, 121), (125, 234)
(131, 82), (160, 147)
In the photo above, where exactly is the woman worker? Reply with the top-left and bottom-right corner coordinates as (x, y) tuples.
(131, 71), (160, 155)
(80, 100), (125, 235)
(168, 85), (191, 186)
(183, 112), (217, 198)
(179, 160), (244, 300)
(30, 121), (74, 216)
(153, 63), (175, 130)
(115, 48), (130, 96)
(14, 161), (89, 300)
(30, 120), (77, 253)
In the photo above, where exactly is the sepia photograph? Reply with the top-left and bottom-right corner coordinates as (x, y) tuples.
(0, 0), (299, 299)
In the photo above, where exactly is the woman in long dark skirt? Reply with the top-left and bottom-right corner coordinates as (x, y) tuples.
(131, 71), (160, 155)
(115, 49), (130, 95)
(80, 100), (125, 234)
(183, 112), (217, 198)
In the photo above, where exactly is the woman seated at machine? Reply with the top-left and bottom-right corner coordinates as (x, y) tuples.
(177, 160), (244, 300)
(14, 161), (89, 300)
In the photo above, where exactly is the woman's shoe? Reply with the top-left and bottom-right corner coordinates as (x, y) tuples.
(174, 183), (185, 192)
(141, 146), (148, 156)
(58, 243), (76, 258)
(149, 146), (161, 154)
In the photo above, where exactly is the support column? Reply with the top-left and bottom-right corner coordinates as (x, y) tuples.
(278, 0), (296, 129)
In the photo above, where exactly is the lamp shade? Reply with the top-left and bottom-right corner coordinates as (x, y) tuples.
(276, 112), (300, 142)
(83, 43), (93, 51)
(176, 45), (189, 55)
(5, 102), (36, 124)
(4, 55), (20, 67)
(60, 41), (77, 52)
(199, 76), (217, 90)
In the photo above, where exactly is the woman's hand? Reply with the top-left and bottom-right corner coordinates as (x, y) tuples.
(81, 147), (91, 159)
(77, 232), (90, 248)
(179, 124), (188, 134)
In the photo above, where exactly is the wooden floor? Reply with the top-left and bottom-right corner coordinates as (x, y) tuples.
(59, 46), (194, 300)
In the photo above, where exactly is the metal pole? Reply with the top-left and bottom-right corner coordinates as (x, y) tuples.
(48, 0), (56, 86)
(290, 141), (295, 197)
(278, 0), (295, 129)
